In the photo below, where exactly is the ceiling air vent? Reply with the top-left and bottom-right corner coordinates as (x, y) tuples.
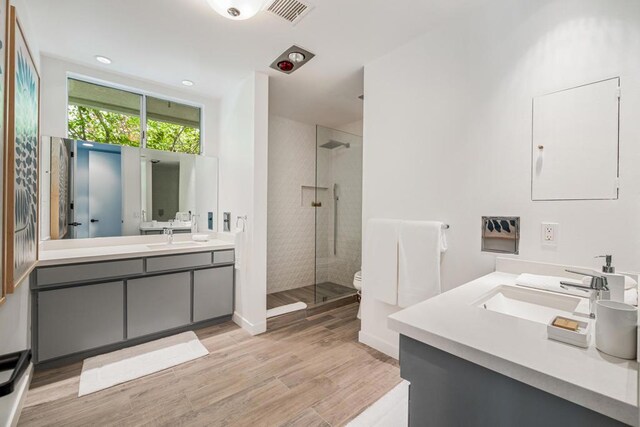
(266, 0), (312, 25)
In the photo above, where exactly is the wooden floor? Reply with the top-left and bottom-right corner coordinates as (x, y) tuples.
(20, 303), (400, 427)
(267, 283), (356, 309)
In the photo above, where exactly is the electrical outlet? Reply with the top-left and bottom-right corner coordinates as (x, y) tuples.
(541, 223), (559, 246)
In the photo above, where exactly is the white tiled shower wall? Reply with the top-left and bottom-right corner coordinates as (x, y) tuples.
(267, 116), (363, 294)
(267, 116), (316, 293)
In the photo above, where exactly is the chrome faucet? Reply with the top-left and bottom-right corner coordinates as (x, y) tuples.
(560, 269), (610, 319)
(163, 227), (174, 245)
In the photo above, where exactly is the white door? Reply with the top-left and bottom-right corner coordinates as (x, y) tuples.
(88, 150), (122, 238)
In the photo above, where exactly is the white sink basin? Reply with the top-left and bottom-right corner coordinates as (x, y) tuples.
(474, 285), (585, 324)
(146, 241), (205, 250)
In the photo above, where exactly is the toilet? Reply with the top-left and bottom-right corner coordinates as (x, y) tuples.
(353, 270), (362, 319)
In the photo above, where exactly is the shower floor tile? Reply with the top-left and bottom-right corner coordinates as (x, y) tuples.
(267, 282), (356, 309)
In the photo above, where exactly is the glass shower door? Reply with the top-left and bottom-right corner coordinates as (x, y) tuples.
(314, 126), (363, 304)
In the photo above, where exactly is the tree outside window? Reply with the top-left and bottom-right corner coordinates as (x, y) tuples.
(67, 79), (202, 155)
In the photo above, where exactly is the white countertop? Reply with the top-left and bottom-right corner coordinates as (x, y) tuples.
(388, 271), (638, 426)
(38, 234), (235, 266)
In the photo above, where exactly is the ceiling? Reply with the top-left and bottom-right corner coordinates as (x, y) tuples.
(24, 0), (481, 128)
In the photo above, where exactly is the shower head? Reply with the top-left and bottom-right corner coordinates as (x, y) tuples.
(320, 140), (350, 149)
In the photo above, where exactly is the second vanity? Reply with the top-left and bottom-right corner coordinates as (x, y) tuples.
(389, 258), (638, 427)
(32, 234), (235, 366)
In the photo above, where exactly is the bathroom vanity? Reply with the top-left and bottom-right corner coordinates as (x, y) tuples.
(389, 259), (638, 427)
(32, 236), (235, 366)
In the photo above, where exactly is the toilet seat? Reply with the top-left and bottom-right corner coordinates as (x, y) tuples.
(353, 270), (362, 290)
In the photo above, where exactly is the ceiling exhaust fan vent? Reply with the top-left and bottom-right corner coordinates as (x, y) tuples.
(266, 0), (312, 24)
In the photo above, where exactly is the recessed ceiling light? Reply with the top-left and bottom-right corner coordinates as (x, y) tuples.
(288, 52), (305, 63)
(95, 55), (112, 64)
(82, 142), (94, 147)
(181, 80), (194, 87)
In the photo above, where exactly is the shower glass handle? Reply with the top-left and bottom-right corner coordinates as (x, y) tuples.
(333, 183), (338, 256)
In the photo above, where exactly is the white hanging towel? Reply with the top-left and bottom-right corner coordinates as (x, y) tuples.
(234, 228), (245, 270)
(398, 221), (447, 308)
(364, 219), (401, 305)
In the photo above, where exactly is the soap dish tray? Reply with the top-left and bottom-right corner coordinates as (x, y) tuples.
(547, 316), (591, 348)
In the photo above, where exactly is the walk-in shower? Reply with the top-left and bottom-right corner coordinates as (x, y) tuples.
(314, 126), (362, 304)
(265, 122), (362, 313)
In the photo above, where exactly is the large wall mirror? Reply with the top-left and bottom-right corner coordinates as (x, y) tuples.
(41, 136), (218, 240)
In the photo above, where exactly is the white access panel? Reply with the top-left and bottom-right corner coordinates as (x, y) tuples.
(532, 78), (620, 201)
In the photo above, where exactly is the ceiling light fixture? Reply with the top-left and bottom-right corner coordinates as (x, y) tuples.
(270, 45), (315, 75)
(95, 55), (112, 64)
(182, 80), (194, 87)
(206, 0), (268, 20)
(277, 60), (294, 72)
(288, 52), (305, 63)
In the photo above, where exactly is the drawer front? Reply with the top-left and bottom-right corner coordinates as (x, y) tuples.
(36, 259), (143, 286)
(193, 266), (234, 322)
(127, 272), (191, 339)
(146, 252), (212, 273)
(213, 250), (235, 265)
(38, 282), (125, 361)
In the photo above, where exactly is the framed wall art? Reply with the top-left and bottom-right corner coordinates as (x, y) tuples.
(4, 5), (39, 294)
(0, 0), (9, 304)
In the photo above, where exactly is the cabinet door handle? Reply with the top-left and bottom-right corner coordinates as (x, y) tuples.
(90, 219), (99, 223)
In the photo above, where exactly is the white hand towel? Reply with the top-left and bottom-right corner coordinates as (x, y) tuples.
(364, 219), (401, 305)
(398, 221), (446, 308)
(234, 228), (245, 270)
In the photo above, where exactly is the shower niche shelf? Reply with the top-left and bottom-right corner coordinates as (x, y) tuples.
(301, 185), (328, 208)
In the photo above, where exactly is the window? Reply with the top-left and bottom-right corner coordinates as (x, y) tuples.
(67, 79), (142, 147)
(146, 96), (201, 154)
(67, 78), (202, 154)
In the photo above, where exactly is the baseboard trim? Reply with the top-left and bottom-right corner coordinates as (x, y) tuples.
(359, 331), (399, 359)
(233, 312), (266, 335)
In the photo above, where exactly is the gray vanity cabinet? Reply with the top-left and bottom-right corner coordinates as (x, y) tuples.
(37, 282), (125, 361)
(193, 266), (234, 322)
(32, 249), (235, 365)
(127, 272), (191, 339)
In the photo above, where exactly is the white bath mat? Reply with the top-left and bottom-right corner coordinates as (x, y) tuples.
(78, 331), (208, 396)
(347, 380), (409, 427)
(266, 302), (308, 318)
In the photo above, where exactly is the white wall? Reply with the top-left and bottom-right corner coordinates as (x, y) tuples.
(360, 0), (640, 358)
(219, 72), (269, 334)
(0, 0), (40, 355)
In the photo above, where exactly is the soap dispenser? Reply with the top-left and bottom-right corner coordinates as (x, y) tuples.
(597, 255), (625, 303)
